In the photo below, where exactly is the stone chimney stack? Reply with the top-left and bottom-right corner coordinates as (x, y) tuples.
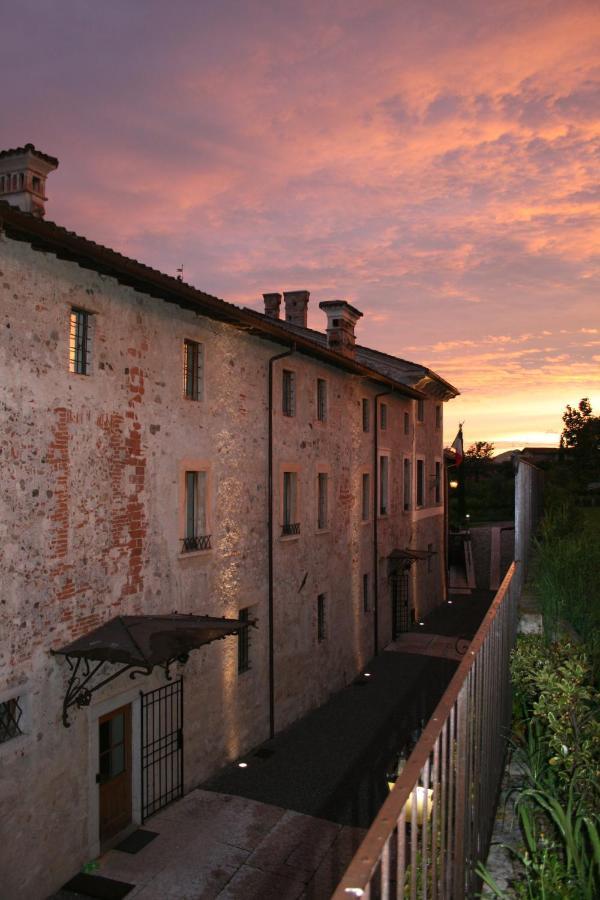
(319, 300), (363, 358)
(263, 292), (282, 319)
(283, 290), (310, 328)
(0, 144), (59, 218)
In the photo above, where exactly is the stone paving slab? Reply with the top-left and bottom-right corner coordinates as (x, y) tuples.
(386, 632), (465, 661)
(93, 789), (366, 900)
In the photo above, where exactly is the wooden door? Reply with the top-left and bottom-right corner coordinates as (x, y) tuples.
(98, 703), (132, 844)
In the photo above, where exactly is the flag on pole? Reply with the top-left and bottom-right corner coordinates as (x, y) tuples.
(451, 425), (464, 466)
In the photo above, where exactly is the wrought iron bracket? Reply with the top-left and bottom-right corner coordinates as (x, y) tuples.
(51, 652), (154, 727)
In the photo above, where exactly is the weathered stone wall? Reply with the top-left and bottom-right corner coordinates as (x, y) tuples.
(0, 233), (449, 898)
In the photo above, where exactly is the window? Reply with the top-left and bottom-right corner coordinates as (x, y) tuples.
(317, 594), (326, 641)
(282, 471), (299, 535)
(182, 470), (210, 551)
(380, 403), (387, 430)
(316, 378), (327, 422)
(417, 399), (425, 423)
(379, 455), (389, 515)
(183, 339), (204, 400)
(404, 412), (410, 435)
(238, 608), (250, 673)
(317, 472), (328, 530)
(362, 398), (370, 432)
(32, 176), (41, 193)
(416, 459), (425, 507)
(363, 573), (369, 613)
(435, 461), (441, 503)
(69, 308), (92, 375)
(282, 370), (296, 416)
(403, 459), (411, 511)
(0, 697), (23, 743)
(436, 405), (442, 429)
(361, 472), (370, 521)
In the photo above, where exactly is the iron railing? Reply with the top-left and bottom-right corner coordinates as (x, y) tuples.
(333, 562), (518, 899)
(282, 522), (301, 536)
(180, 534), (211, 552)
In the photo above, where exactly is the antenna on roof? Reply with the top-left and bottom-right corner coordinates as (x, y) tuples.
(176, 264), (184, 282)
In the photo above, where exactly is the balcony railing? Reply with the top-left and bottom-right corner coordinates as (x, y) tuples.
(281, 522), (301, 536)
(333, 562), (518, 900)
(180, 534), (212, 553)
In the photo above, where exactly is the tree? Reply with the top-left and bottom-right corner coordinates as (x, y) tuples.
(560, 398), (600, 479)
(561, 398), (593, 449)
(466, 441), (495, 460)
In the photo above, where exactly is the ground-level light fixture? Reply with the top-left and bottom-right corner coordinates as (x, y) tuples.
(238, 762), (248, 768)
(363, 672), (371, 677)
(449, 479), (459, 489)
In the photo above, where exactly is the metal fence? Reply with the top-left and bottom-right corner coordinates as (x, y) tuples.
(332, 562), (519, 899)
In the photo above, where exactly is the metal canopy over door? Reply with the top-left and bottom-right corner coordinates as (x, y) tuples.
(141, 679), (183, 821)
(98, 703), (132, 843)
(391, 571), (411, 638)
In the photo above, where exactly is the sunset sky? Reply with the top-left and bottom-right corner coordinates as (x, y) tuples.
(4, 0), (599, 451)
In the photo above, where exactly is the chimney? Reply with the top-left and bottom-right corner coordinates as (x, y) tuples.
(263, 292), (282, 319)
(0, 144), (59, 218)
(283, 290), (310, 328)
(319, 300), (363, 358)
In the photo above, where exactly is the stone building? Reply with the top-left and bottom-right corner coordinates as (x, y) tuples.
(0, 145), (458, 898)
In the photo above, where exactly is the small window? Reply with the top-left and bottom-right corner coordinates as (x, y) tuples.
(379, 455), (389, 515)
(380, 403), (387, 430)
(363, 573), (369, 613)
(69, 308), (92, 375)
(362, 398), (370, 432)
(436, 405), (442, 429)
(238, 608), (250, 674)
(317, 472), (328, 530)
(404, 412), (410, 435)
(403, 459), (411, 511)
(282, 471), (299, 535)
(183, 339), (204, 400)
(416, 459), (425, 507)
(317, 593), (327, 641)
(282, 370), (296, 417)
(316, 379), (327, 422)
(361, 472), (370, 522)
(0, 697), (24, 743)
(182, 470), (210, 552)
(32, 176), (41, 193)
(417, 399), (425, 423)
(435, 461), (441, 504)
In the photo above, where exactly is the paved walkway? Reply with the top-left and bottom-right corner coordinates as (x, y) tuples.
(93, 789), (364, 900)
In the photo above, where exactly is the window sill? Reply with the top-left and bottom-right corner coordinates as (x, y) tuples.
(360, 519), (371, 526)
(279, 533), (301, 543)
(315, 527), (330, 535)
(177, 549), (212, 560)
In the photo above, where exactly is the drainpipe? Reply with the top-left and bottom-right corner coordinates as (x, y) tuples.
(373, 390), (392, 656)
(267, 345), (295, 739)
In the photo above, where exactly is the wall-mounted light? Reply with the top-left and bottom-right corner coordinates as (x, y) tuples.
(449, 480), (459, 489)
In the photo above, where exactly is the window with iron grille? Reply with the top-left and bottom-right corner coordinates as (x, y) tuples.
(0, 697), (24, 743)
(183, 339), (204, 400)
(361, 472), (370, 521)
(69, 308), (92, 375)
(363, 573), (369, 613)
(403, 458), (411, 511)
(417, 399), (425, 422)
(380, 403), (387, 430)
(436, 404), (442, 429)
(238, 608), (250, 673)
(317, 594), (326, 641)
(282, 370), (296, 417)
(317, 472), (328, 530)
(362, 398), (370, 432)
(404, 412), (410, 435)
(416, 459), (425, 507)
(316, 379), (327, 422)
(182, 470), (210, 552)
(435, 461), (441, 503)
(282, 471), (299, 535)
(379, 455), (389, 515)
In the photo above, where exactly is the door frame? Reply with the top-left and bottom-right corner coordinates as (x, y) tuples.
(86, 685), (143, 858)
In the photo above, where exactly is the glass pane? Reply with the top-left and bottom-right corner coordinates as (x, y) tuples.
(111, 712), (124, 745)
(111, 743), (125, 777)
(99, 720), (111, 754)
(99, 750), (111, 779)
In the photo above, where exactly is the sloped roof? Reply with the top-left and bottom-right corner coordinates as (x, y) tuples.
(0, 199), (458, 399)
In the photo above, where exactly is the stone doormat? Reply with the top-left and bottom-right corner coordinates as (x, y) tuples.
(115, 830), (159, 855)
(91, 788), (365, 899)
(59, 872), (134, 899)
